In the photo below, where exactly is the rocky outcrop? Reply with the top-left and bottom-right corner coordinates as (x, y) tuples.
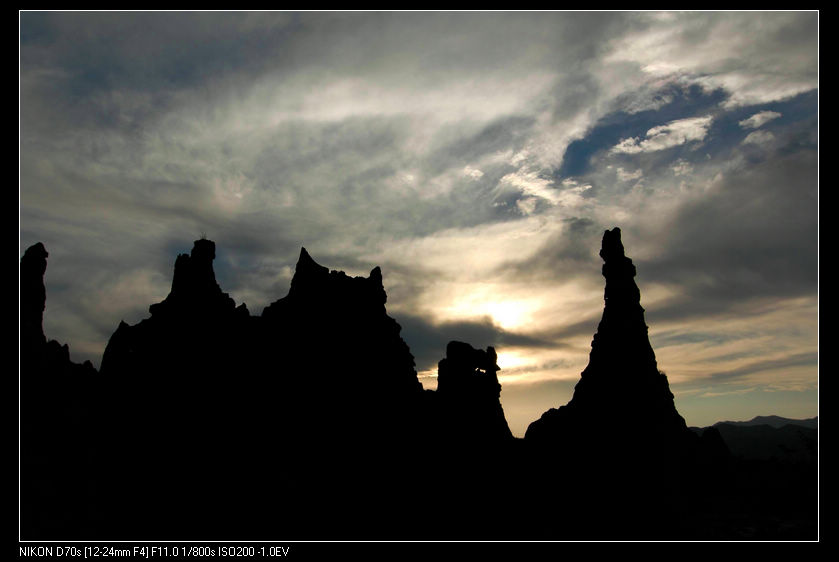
(518, 228), (702, 539)
(101, 238), (246, 375)
(19, 242), (98, 539)
(90, 241), (431, 538)
(148, 238), (239, 318)
(262, 247), (422, 403)
(20, 241), (97, 378)
(434, 341), (514, 445)
(22, 232), (815, 540)
(525, 228), (695, 461)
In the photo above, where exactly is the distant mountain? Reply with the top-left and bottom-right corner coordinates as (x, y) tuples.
(721, 423), (817, 463)
(687, 418), (818, 463)
(713, 415), (818, 429)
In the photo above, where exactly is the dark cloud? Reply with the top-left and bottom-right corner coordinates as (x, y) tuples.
(641, 149), (817, 309)
(424, 116), (536, 177)
(497, 216), (603, 284)
(396, 313), (557, 373)
(20, 12), (298, 93)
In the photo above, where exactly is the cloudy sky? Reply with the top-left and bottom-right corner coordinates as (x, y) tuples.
(20, 11), (818, 435)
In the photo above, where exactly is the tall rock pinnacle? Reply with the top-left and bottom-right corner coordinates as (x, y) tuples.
(20, 242), (49, 350)
(575, 227), (662, 402)
(20, 242), (96, 374)
(20, 242), (97, 540)
(525, 228), (692, 459)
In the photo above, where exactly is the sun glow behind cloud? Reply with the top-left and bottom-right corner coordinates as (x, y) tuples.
(438, 290), (536, 332)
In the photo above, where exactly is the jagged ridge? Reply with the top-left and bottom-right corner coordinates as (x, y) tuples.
(20, 230), (816, 540)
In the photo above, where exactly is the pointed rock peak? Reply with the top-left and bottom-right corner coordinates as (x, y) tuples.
(299, 246), (312, 263)
(295, 247), (329, 277)
(369, 265), (383, 286)
(288, 247), (330, 298)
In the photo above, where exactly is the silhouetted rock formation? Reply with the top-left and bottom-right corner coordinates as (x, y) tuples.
(20, 242), (48, 350)
(20, 242), (98, 539)
(262, 247), (422, 405)
(93, 241), (433, 538)
(94, 240), (258, 537)
(19, 239), (97, 382)
(526, 228), (693, 459)
(101, 238), (244, 375)
(150, 238), (238, 317)
(521, 228), (699, 538)
(434, 341), (513, 445)
(19, 233), (818, 541)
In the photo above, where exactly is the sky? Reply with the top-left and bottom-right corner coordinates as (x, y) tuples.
(19, 11), (818, 436)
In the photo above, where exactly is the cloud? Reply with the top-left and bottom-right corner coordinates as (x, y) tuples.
(499, 169), (561, 205)
(20, 12), (817, 428)
(605, 12), (818, 108)
(697, 351), (817, 386)
(616, 167), (643, 182)
(462, 166), (484, 180)
(741, 130), (775, 146)
(516, 197), (539, 216)
(610, 115), (713, 154)
(641, 148), (817, 307)
(671, 159), (693, 176)
(396, 313), (555, 374)
(739, 110), (782, 129)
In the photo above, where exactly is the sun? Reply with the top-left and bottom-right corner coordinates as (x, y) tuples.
(435, 286), (538, 333)
(484, 300), (529, 331)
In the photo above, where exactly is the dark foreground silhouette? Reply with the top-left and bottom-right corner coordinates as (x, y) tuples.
(19, 229), (817, 540)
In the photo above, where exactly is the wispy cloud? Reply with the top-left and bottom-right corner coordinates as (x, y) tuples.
(611, 116), (713, 154)
(739, 110), (782, 129)
(20, 11), (818, 431)
(742, 130), (776, 146)
(616, 167), (643, 182)
(605, 12), (817, 108)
